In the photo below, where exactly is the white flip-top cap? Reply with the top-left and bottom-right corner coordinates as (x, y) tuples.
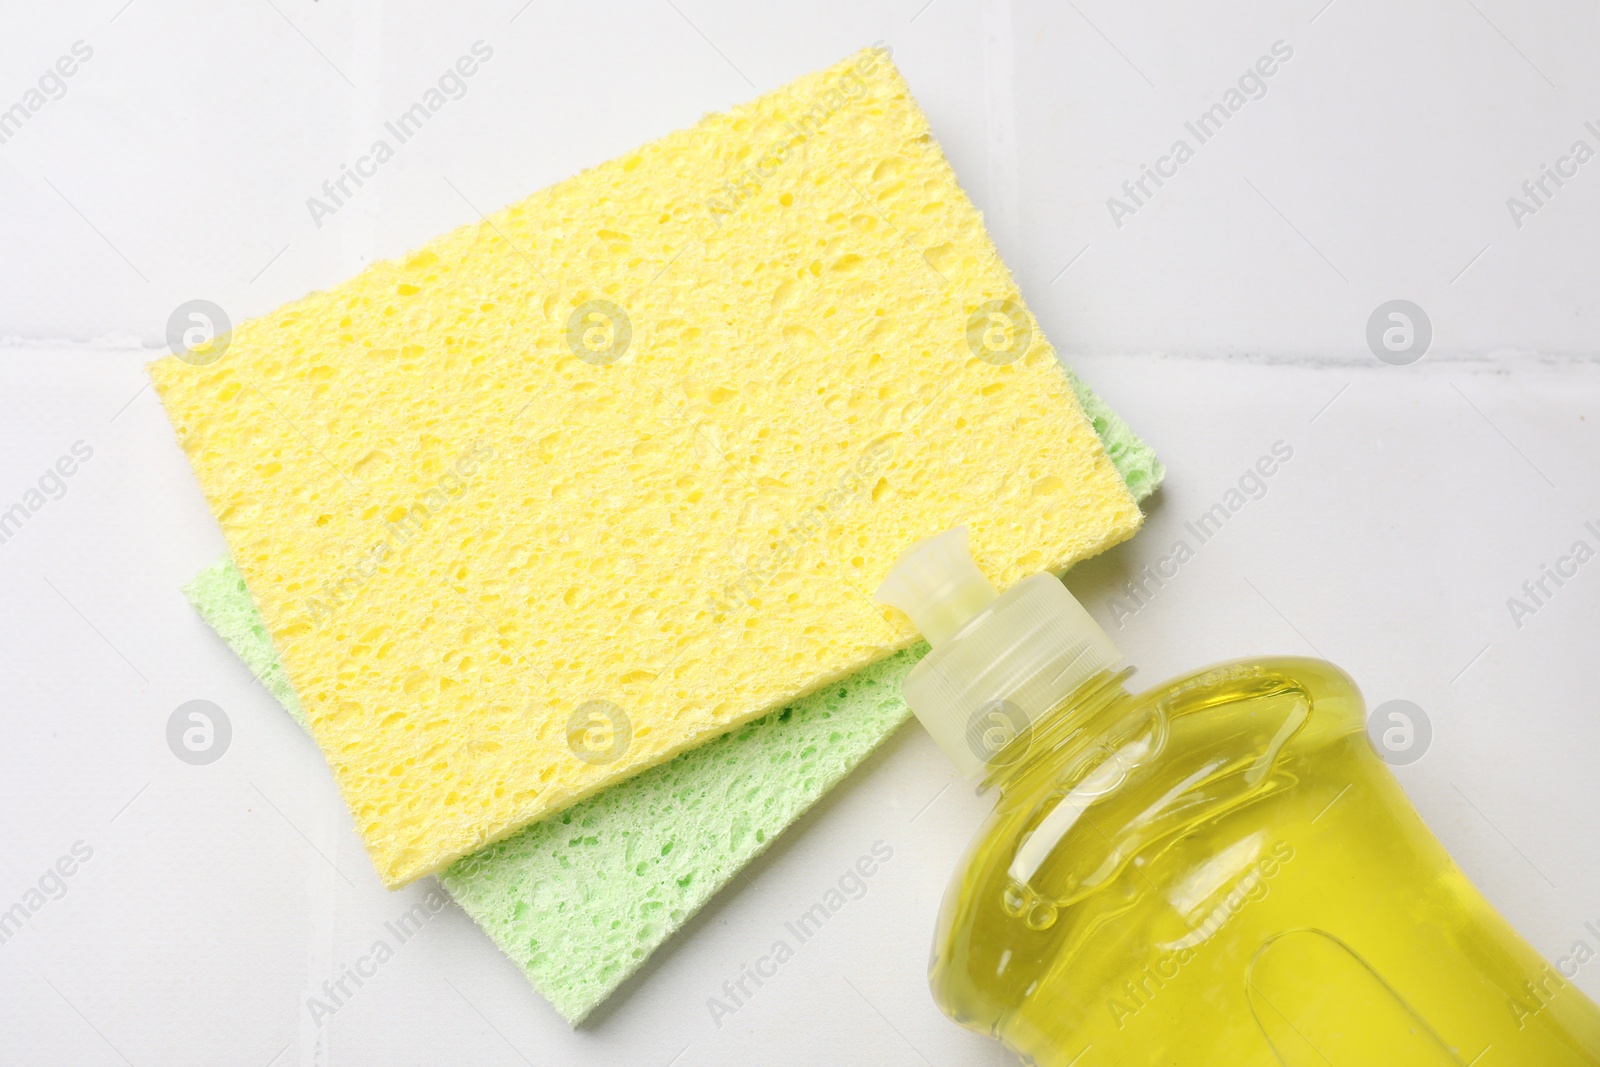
(876, 527), (1121, 779)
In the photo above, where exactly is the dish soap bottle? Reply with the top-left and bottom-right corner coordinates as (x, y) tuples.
(876, 527), (1600, 1066)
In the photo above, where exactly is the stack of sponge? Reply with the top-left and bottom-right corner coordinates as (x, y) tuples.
(156, 48), (1161, 1023)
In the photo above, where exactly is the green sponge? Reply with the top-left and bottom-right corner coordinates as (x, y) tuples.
(184, 373), (1160, 1024)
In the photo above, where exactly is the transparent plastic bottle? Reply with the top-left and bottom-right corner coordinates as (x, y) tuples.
(876, 528), (1600, 1066)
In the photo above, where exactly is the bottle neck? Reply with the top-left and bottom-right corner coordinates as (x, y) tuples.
(979, 666), (1138, 795)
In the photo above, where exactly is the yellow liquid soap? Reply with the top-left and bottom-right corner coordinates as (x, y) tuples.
(876, 529), (1600, 1066)
(933, 659), (1600, 1065)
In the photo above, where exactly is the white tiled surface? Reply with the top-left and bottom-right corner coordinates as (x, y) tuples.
(2, 2), (1598, 1065)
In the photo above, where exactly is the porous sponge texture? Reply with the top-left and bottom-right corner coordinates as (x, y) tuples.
(186, 380), (1160, 1024)
(440, 654), (917, 1023)
(150, 48), (1144, 887)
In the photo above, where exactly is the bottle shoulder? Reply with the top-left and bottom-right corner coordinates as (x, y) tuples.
(929, 655), (1370, 1030)
(1133, 655), (1362, 723)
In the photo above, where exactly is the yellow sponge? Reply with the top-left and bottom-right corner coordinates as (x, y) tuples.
(149, 48), (1143, 887)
